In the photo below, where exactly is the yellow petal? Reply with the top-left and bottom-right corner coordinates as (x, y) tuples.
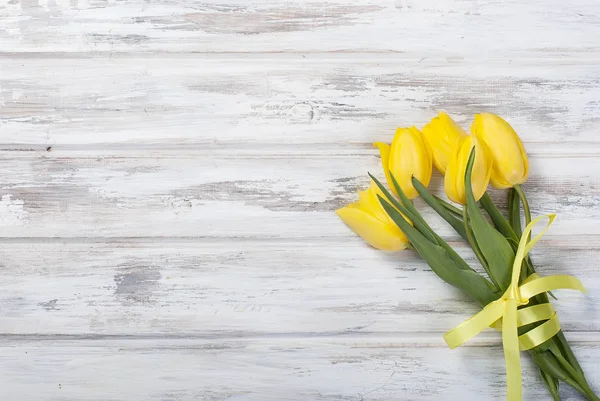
(472, 138), (493, 201)
(472, 113), (529, 188)
(336, 207), (408, 251)
(422, 111), (467, 174)
(444, 135), (492, 204)
(356, 185), (388, 223)
(444, 138), (465, 204)
(490, 173), (513, 190)
(373, 142), (394, 194)
(444, 155), (460, 204)
(388, 127), (433, 199)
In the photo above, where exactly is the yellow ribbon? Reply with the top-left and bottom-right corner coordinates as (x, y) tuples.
(443, 214), (587, 401)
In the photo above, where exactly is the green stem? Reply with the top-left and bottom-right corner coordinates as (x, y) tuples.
(539, 369), (561, 401)
(413, 177), (467, 241)
(480, 192), (518, 241)
(534, 351), (588, 396)
(588, 387), (600, 401)
(462, 205), (500, 291)
(508, 188), (523, 236)
(433, 195), (463, 218)
(549, 344), (581, 382)
(555, 331), (583, 375)
(512, 184), (556, 296)
(550, 345), (600, 400)
(514, 184), (532, 241)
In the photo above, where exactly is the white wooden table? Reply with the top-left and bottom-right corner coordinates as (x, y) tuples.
(1, 1), (599, 400)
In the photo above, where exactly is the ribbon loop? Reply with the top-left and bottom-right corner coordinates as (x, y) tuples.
(443, 214), (587, 401)
(519, 314), (561, 351)
(516, 303), (555, 327)
(520, 275), (587, 299)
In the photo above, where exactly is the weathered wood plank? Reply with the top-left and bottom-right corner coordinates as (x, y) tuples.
(0, 153), (598, 238)
(0, 0), (598, 398)
(0, 241), (597, 335)
(1, 58), (599, 148)
(1, 0), (598, 53)
(1, 338), (599, 401)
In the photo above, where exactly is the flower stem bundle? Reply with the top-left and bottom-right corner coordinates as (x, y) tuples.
(337, 112), (597, 401)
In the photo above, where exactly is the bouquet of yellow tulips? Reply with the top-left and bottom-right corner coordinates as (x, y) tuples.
(337, 112), (598, 401)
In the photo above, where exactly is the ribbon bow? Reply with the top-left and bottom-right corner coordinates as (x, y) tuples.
(443, 214), (587, 401)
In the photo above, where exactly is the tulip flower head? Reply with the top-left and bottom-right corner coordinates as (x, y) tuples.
(471, 113), (529, 189)
(374, 126), (433, 199)
(336, 182), (409, 251)
(444, 135), (492, 205)
(422, 111), (468, 174)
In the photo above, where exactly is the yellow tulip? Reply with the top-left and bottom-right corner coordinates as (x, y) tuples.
(471, 113), (529, 189)
(422, 111), (468, 174)
(373, 126), (432, 199)
(444, 135), (492, 205)
(336, 182), (409, 251)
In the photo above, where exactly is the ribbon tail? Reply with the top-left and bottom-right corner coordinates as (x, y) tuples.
(444, 301), (505, 349)
(502, 299), (522, 401)
(442, 214), (588, 401)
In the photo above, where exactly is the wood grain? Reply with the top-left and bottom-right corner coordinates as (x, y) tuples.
(1, 338), (599, 401)
(1, 0), (598, 53)
(0, 241), (597, 336)
(1, 58), (599, 148)
(1, 0), (600, 399)
(0, 153), (598, 239)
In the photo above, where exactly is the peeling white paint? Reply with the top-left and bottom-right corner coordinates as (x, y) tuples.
(0, 195), (28, 226)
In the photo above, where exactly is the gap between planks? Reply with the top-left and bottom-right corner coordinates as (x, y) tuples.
(0, 235), (597, 248)
(1, 143), (600, 158)
(1, 331), (600, 346)
(1, 51), (599, 61)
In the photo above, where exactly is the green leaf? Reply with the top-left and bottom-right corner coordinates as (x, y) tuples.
(412, 176), (468, 241)
(371, 174), (471, 272)
(421, 245), (498, 307)
(390, 176), (476, 272)
(433, 194), (463, 218)
(508, 188), (523, 237)
(462, 204), (496, 288)
(481, 191), (555, 295)
(368, 173), (438, 245)
(465, 149), (515, 290)
(479, 192), (518, 241)
(389, 172), (441, 245)
(377, 194), (497, 306)
(409, 178), (488, 274)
